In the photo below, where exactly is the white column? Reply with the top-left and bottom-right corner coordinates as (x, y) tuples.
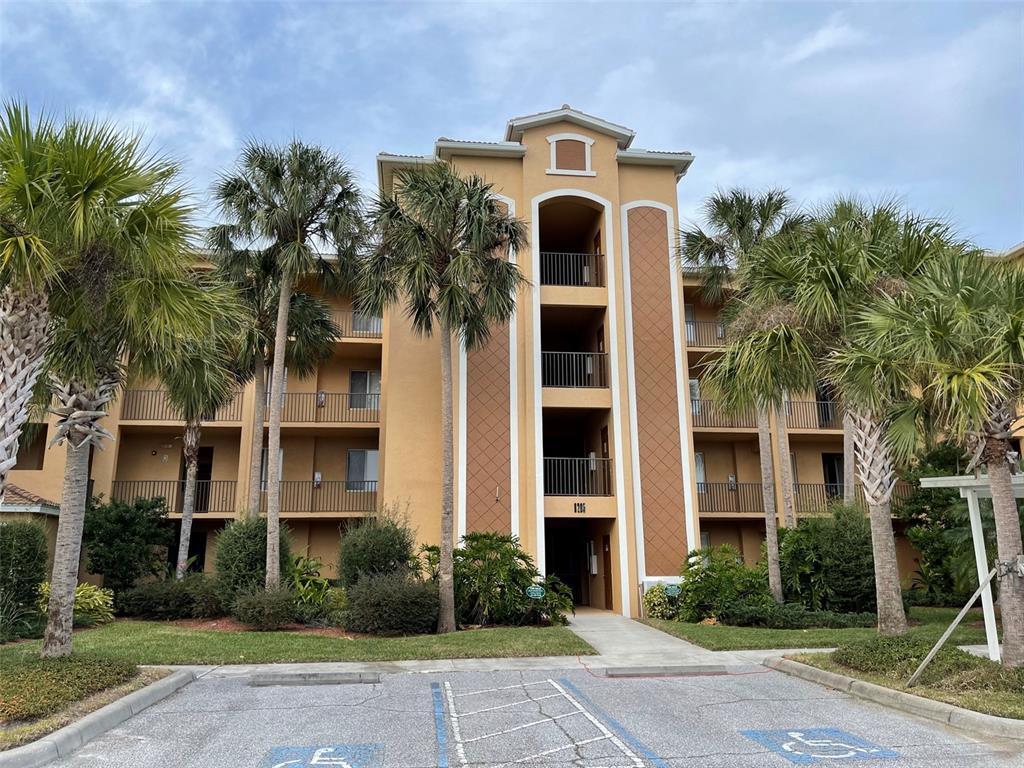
(965, 489), (1001, 662)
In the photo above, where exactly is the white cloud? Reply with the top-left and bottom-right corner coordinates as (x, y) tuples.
(782, 12), (865, 65)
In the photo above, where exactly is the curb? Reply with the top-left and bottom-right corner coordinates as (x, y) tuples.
(766, 657), (1024, 741)
(249, 671), (381, 686)
(0, 670), (195, 768)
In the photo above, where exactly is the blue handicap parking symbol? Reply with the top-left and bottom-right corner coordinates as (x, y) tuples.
(741, 728), (898, 765)
(262, 744), (383, 768)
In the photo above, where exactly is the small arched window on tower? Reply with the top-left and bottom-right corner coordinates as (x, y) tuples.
(546, 133), (596, 177)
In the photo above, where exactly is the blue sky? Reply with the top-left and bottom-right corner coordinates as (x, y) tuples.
(2, 1), (1021, 248)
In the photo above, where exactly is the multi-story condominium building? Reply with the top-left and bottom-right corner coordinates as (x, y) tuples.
(2, 106), (917, 615)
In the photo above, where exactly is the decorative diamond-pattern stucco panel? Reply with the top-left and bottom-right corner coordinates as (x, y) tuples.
(466, 326), (511, 533)
(627, 206), (689, 576)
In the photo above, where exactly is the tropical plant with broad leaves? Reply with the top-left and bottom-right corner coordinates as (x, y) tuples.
(845, 250), (1024, 666)
(211, 140), (362, 587)
(359, 162), (526, 633)
(679, 188), (807, 603)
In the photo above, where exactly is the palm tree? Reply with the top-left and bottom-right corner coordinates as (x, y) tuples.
(714, 201), (955, 635)
(205, 242), (338, 516)
(680, 188), (805, 602)
(34, 115), (242, 657)
(360, 162), (526, 633)
(212, 140), (362, 587)
(855, 250), (1024, 665)
(162, 326), (240, 579)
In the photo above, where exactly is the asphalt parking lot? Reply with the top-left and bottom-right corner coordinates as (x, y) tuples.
(52, 666), (1023, 768)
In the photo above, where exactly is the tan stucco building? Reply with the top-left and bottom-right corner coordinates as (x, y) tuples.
(6, 107), (904, 615)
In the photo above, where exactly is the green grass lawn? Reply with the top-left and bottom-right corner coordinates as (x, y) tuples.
(0, 620), (595, 665)
(794, 652), (1024, 721)
(641, 607), (991, 651)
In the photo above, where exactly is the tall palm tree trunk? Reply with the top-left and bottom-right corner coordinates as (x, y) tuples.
(842, 411), (856, 505)
(756, 409), (783, 603)
(176, 418), (201, 580)
(265, 274), (292, 589)
(41, 377), (117, 658)
(849, 409), (907, 636)
(246, 354), (267, 516)
(774, 403), (796, 527)
(437, 322), (456, 634)
(0, 288), (50, 501)
(984, 437), (1024, 668)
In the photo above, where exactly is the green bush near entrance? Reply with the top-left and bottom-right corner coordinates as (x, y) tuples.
(213, 518), (291, 607)
(343, 571), (439, 635)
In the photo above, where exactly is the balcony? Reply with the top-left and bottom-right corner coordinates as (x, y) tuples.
(270, 393), (380, 424)
(794, 481), (915, 514)
(685, 320), (726, 348)
(260, 480), (378, 514)
(542, 352), (608, 388)
(331, 310), (383, 339)
(111, 480), (237, 513)
(543, 457), (612, 496)
(120, 390), (242, 422)
(696, 482), (764, 514)
(540, 252), (604, 287)
(690, 399), (756, 429)
(786, 400), (843, 430)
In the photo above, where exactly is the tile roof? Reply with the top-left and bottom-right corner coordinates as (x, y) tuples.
(3, 484), (59, 508)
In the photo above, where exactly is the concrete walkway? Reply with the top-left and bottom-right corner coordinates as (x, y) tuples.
(567, 608), (732, 666)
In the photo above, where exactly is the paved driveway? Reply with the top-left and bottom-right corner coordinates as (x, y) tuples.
(52, 665), (1022, 768)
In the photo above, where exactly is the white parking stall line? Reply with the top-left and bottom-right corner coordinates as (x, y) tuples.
(441, 678), (646, 768)
(454, 680), (555, 698)
(498, 735), (611, 767)
(547, 679), (644, 768)
(457, 692), (563, 717)
(442, 681), (468, 767)
(463, 711), (586, 744)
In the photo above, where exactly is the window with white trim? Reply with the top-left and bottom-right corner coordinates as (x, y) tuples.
(546, 133), (596, 176)
(346, 449), (379, 491)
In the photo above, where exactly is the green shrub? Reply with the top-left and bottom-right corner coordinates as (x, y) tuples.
(642, 583), (679, 620)
(779, 506), (876, 612)
(0, 655), (138, 722)
(337, 515), (415, 589)
(230, 587), (295, 631)
(831, 635), (1024, 691)
(0, 520), (48, 609)
(83, 496), (172, 594)
(294, 587), (347, 627)
(37, 582), (114, 625)
(676, 545), (771, 622)
(0, 592), (44, 643)
(213, 518), (290, 605)
(344, 572), (438, 635)
(119, 574), (224, 620)
(289, 555), (331, 607)
(421, 533), (574, 626)
(719, 601), (876, 629)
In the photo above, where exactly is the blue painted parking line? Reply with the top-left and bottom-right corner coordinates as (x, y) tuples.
(262, 744), (383, 768)
(558, 676), (669, 768)
(741, 728), (899, 765)
(431, 682), (450, 768)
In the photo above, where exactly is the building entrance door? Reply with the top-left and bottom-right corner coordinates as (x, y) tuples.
(544, 518), (615, 610)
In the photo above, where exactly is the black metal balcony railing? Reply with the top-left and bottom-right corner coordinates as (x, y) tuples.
(120, 390), (242, 422)
(786, 400), (844, 430)
(543, 457), (612, 496)
(690, 399), (757, 429)
(541, 352), (608, 388)
(685, 320), (726, 348)
(331, 310), (383, 339)
(110, 480), (237, 513)
(696, 482), (764, 514)
(267, 392), (380, 423)
(539, 252), (604, 287)
(260, 480), (378, 514)
(793, 481), (915, 514)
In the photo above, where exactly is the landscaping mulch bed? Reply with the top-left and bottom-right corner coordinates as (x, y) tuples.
(171, 617), (357, 638)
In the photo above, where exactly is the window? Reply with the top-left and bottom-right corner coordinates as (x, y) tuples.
(349, 370), (381, 409)
(684, 305), (695, 343)
(353, 312), (382, 335)
(694, 451), (706, 492)
(346, 449), (379, 491)
(700, 531), (711, 550)
(546, 133), (596, 176)
(689, 378), (701, 416)
(13, 425), (46, 471)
